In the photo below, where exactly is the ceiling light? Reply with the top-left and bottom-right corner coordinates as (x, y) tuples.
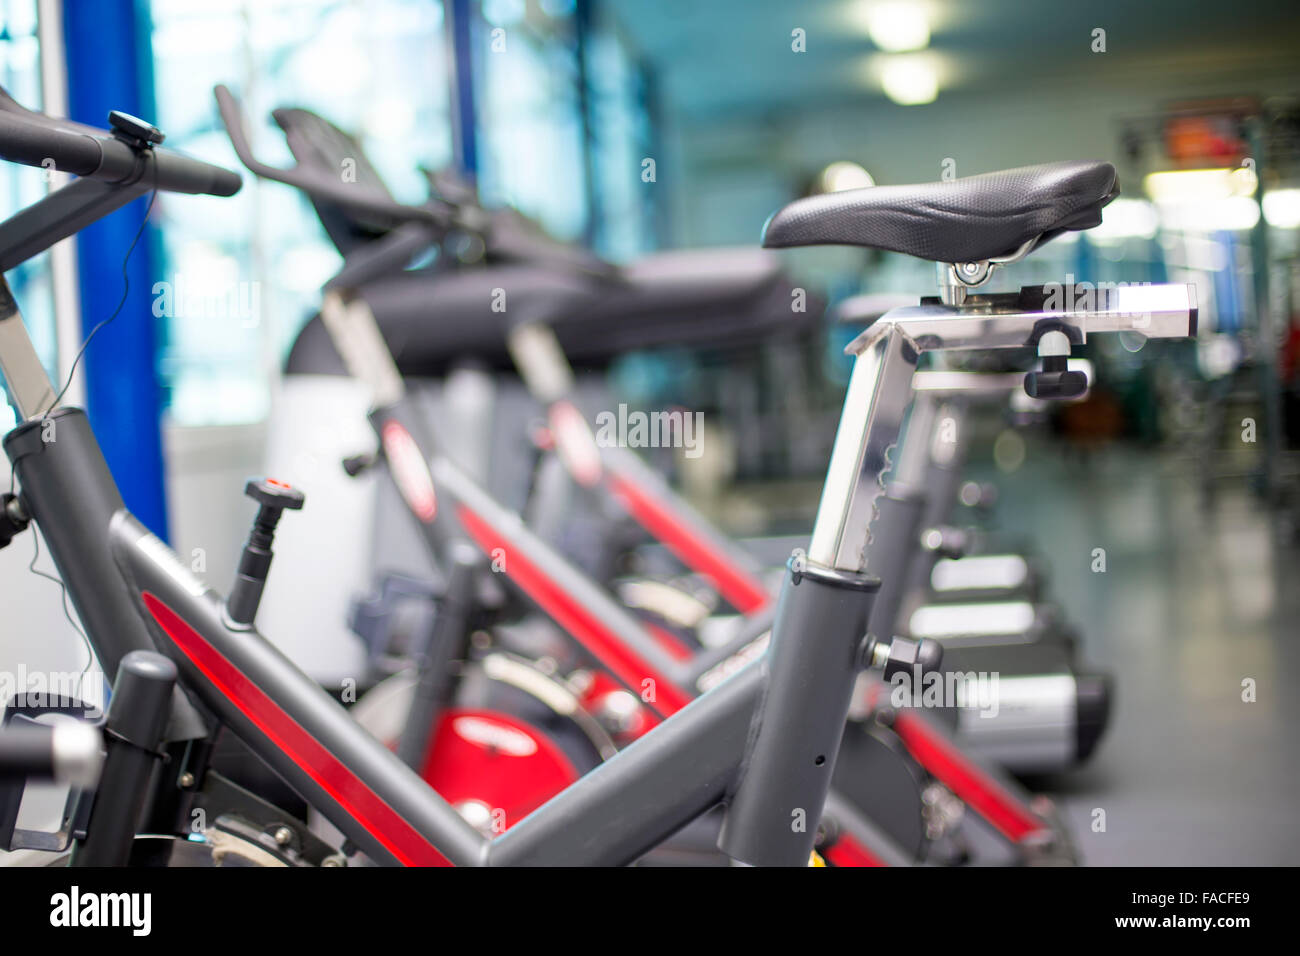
(880, 55), (938, 105)
(1089, 197), (1159, 240)
(864, 2), (930, 52)
(1144, 167), (1258, 203)
(1156, 196), (1260, 233)
(1262, 189), (1300, 229)
(819, 161), (875, 193)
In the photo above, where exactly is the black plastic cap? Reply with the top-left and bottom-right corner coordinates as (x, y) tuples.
(914, 638), (944, 675)
(1074, 672), (1112, 762)
(1024, 368), (1089, 400)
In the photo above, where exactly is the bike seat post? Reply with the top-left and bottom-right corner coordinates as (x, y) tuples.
(719, 324), (919, 866)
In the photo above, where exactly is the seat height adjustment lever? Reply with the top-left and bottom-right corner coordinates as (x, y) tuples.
(226, 478), (306, 628)
(1024, 330), (1088, 400)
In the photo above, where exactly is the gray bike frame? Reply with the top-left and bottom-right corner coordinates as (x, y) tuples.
(2, 260), (1195, 865)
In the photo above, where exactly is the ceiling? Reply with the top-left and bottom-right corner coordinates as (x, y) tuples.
(605, 0), (1300, 123)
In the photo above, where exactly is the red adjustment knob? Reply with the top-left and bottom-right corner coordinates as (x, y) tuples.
(244, 477), (305, 511)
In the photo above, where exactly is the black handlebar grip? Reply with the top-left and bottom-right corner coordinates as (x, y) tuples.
(0, 723), (56, 780)
(0, 114), (103, 177)
(145, 146), (242, 197)
(0, 722), (101, 788)
(0, 92), (241, 197)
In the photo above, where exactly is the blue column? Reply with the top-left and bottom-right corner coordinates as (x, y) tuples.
(446, 0), (479, 177)
(61, 0), (169, 539)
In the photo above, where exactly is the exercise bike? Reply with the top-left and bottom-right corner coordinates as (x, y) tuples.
(213, 90), (971, 865)
(0, 85), (1194, 867)
(0, 86), (935, 868)
(230, 96), (1111, 779)
(213, 95), (1190, 858)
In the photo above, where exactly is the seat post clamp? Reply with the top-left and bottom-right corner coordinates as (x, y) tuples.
(935, 237), (1040, 306)
(937, 261), (989, 305)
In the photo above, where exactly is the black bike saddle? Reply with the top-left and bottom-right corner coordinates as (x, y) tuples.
(762, 161), (1118, 263)
(287, 249), (818, 377)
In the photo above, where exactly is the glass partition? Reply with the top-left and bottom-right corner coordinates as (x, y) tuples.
(148, 0), (452, 425)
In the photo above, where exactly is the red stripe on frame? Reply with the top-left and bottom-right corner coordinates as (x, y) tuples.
(644, 622), (695, 663)
(142, 592), (452, 867)
(455, 505), (694, 717)
(891, 710), (1048, 844)
(606, 472), (772, 615)
(822, 833), (887, 867)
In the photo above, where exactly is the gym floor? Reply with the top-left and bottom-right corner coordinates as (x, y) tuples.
(975, 443), (1300, 865)
(725, 438), (1300, 864)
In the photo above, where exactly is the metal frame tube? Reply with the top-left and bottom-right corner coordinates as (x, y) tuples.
(4, 408), (158, 679)
(809, 325), (920, 573)
(487, 662), (761, 866)
(0, 276), (58, 418)
(110, 511), (771, 867)
(718, 562), (878, 866)
(111, 513), (487, 866)
(0, 278), (1194, 867)
(864, 492), (927, 642)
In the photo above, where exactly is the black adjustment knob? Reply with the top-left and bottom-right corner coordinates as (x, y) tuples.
(1023, 355), (1088, 400)
(882, 636), (944, 682)
(226, 478), (305, 627)
(341, 453), (376, 478)
(0, 493), (31, 551)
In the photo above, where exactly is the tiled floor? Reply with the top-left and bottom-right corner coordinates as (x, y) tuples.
(975, 444), (1300, 864)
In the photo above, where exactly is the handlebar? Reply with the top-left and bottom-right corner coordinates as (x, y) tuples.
(215, 84), (444, 230)
(0, 86), (241, 197)
(0, 722), (103, 789)
(214, 84), (624, 284)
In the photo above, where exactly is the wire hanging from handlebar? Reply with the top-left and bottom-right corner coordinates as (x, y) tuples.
(5, 162), (160, 685)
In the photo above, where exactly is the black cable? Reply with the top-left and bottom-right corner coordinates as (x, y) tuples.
(25, 526), (93, 671)
(43, 177), (159, 417)
(10, 162), (161, 679)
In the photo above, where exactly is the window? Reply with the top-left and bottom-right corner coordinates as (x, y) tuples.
(473, 1), (659, 258)
(148, 0), (452, 425)
(584, 16), (657, 260)
(474, 1), (588, 242)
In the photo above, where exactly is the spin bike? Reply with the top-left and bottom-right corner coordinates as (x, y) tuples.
(227, 97), (1109, 778)
(1, 86), (1195, 866)
(0, 85), (934, 868)
(216, 90), (1114, 863)
(213, 93), (1196, 863)
(214, 91), (966, 866)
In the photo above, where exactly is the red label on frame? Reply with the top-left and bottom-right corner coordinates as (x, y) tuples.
(381, 420), (437, 523)
(548, 400), (603, 488)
